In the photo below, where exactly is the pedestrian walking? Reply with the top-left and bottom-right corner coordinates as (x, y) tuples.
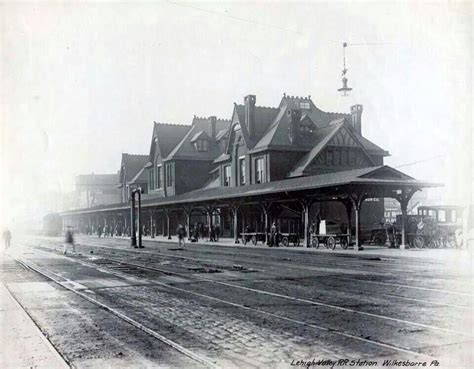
(215, 224), (220, 242)
(63, 226), (76, 255)
(2, 228), (12, 251)
(177, 224), (186, 248)
(97, 226), (103, 238)
(209, 225), (216, 242)
(192, 223), (199, 242)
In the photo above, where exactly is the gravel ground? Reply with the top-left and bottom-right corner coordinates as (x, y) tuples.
(7, 234), (474, 368)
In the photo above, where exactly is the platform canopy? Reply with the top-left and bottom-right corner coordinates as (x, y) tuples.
(62, 165), (441, 251)
(62, 165), (440, 215)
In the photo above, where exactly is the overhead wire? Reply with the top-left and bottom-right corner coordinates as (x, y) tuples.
(165, 0), (303, 35)
(394, 155), (444, 169)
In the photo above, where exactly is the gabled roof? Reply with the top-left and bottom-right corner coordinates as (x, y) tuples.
(353, 132), (389, 156)
(215, 128), (228, 141)
(251, 95), (349, 152)
(190, 130), (210, 143)
(129, 164), (149, 185)
(119, 154), (149, 184)
(287, 121), (376, 177)
(166, 116), (230, 161)
(229, 104), (279, 150)
(150, 122), (190, 159)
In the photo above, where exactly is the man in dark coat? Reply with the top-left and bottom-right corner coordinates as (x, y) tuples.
(63, 226), (75, 255)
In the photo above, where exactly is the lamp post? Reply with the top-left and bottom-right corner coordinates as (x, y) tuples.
(130, 188), (136, 247)
(130, 187), (144, 248)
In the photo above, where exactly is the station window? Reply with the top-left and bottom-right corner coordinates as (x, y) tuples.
(300, 121), (315, 135)
(149, 169), (154, 189)
(451, 210), (456, 223)
(334, 148), (341, 165)
(437, 210), (446, 222)
(348, 150), (356, 166)
(255, 157), (265, 184)
(341, 148), (348, 165)
(166, 164), (173, 187)
(239, 158), (246, 186)
(224, 165), (231, 187)
(156, 165), (162, 189)
(326, 148), (334, 165)
(299, 101), (310, 109)
(194, 138), (209, 152)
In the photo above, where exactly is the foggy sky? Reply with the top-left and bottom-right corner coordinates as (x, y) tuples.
(1, 1), (472, 227)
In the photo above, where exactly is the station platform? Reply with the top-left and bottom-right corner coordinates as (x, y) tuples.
(0, 281), (69, 369)
(88, 234), (472, 262)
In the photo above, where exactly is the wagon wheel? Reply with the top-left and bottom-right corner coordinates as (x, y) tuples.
(293, 237), (300, 247)
(426, 237), (437, 249)
(373, 233), (386, 246)
(413, 235), (425, 249)
(311, 236), (320, 248)
(440, 236), (448, 248)
(340, 236), (349, 250)
(242, 236), (247, 245)
(281, 236), (289, 247)
(433, 237), (443, 249)
(447, 235), (456, 248)
(251, 235), (257, 246)
(327, 236), (336, 250)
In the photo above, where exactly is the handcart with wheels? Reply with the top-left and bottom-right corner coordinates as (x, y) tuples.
(279, 233), (301, 247)
(310, 233), (350, 250)
(240, 232), (266, 245)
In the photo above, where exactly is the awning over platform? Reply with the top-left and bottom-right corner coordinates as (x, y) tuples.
(62, 166), (440, 215)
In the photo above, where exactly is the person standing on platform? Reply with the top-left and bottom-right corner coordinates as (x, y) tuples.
(177, 224), (186, 248)
(215, 224), (221, 242)
(63, 226), (75, 255)
(2, 228), (11, 251)
(270, 222), (278, 247)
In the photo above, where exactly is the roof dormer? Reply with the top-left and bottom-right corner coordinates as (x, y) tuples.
(190, 130), (210, 152)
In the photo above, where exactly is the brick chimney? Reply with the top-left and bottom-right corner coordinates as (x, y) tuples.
(288, 109), (302, 144)
(208, 116), (217, 141)
(244, 95), (256, 139)
(351, 104), (363, 135)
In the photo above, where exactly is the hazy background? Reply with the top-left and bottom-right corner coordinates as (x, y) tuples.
(1, 1), (472, 229)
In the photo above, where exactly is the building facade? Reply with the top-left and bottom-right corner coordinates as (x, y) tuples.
(60, 93), (439, 249)
(75, 173), (120, 208)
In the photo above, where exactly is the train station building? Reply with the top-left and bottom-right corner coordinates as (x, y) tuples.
(60, 94), (438, 250)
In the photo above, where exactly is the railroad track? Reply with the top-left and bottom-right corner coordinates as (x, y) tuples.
(1, 259), (72, 369)
(14, 256), (219, 369)
(26, 240), (474, 309)
(31, 234), (466, 274)
(26, 237), (474, 296)
(36, 237), (474, 297)
(24, 243), (474, 363)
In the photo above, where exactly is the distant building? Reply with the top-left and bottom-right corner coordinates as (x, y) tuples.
(384, 191), (427, 222)
(75, 173), (120, 208)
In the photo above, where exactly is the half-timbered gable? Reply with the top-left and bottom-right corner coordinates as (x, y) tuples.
(289, 122), (377, 176)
